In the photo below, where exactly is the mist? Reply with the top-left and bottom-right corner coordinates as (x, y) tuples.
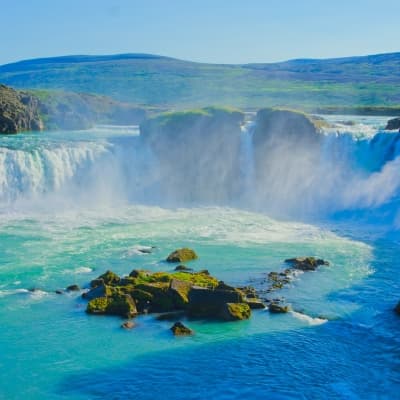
(0, 109), (399, 228)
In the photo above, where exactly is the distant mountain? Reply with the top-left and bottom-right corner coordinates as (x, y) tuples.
(1, 52), (400, 108)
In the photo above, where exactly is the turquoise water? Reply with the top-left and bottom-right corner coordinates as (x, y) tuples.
(1, 121), (400, 399)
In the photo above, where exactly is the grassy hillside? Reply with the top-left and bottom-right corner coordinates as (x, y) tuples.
(1, 53), (400, 109)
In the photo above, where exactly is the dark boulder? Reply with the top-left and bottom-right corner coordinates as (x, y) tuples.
(245, 298), (266, 309)
(135, 282), (175, 312)
(91, 270), (120, 286)
(219, 303), (251, 321)
(285, 257), (329, 271)
(82, 283), (110, 300)
(166, 248), (198, 263)
(86, 294), (137, 318)
(187, 286), (244, 318)
(385, 117), (400, 131)
(170, 321), (193, 336)
(269, 303), (291, 313)
(174, 265), (192, 271)
(121, 321), (136, 329)
(66, 284), (80, 292)
(169, 279), (192, 308)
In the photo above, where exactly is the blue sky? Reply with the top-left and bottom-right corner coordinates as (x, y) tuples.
(2, 0), (399, 65)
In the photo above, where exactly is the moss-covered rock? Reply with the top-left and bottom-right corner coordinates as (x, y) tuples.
(82, 283), (112, 300)
(166, 248), (198, 263)
(187, 286), (245, 319)
(82, 267), (263, 324)
(170, 321), (193, 336)
(169, 279), (192, 308)
(135, 282), (174, 312)
(86, 297), (109, 314)
(220, 303), (251, 321)
(86, 294), (137, 318)
(91, 270), (120, 286)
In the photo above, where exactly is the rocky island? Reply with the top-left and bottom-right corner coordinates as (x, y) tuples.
(69, 248), (332, 335)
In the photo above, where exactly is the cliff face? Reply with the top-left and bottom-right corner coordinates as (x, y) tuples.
(140, 107), (245, 204)
(37, 91), (147, 130)
(0, 84), (43, 133)
(0, 84), (148, 134)
(251, 108), (323, 214)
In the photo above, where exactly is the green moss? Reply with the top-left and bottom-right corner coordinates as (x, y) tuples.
(94, 270), (120, 285)
(169, 279), (192, 308)
(223, 303), (251, 321)
(86, 297), (109, 314)
(135, 282), (174, 312)
(86, 294), (137, 317)
(105, 294), (137, 318)
(172, 271), (218, 288)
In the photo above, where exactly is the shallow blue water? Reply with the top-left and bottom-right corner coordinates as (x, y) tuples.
(0, 120), (399, 399)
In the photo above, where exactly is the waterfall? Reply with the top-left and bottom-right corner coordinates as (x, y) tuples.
(239, 120), (255, 204)
(1, 121), (400, 224)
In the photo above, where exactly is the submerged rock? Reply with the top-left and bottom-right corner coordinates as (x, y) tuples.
(121, 321), (136, 329)
(245, 298), (266, 309)
(170, 322), (193, 336)
(269, 303), (291, 313)
(394, 302), (400, 315)
(166, 248), (198, 263)
(174, 265), (192, 271)
(285, 257), (329, 271)
(66, 284), (80, 292)
(385, 117), (400, 131)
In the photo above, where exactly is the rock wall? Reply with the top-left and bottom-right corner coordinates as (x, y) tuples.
(140, 106), (245, 204)
(0, 84), (43, 133)
(0, 84), (148, 134)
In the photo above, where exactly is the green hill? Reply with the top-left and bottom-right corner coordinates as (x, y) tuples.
(0, 52), (400, 109)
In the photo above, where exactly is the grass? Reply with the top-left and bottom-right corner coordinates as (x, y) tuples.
(1, 53), (400, 110)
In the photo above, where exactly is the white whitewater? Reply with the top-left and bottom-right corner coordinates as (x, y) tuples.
(0, 119), (399, 224)
(239, 120), (256, 204)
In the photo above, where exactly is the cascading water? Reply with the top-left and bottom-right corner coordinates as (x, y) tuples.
(0, 117), (400, 224)
(239, 119), (256, 204)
